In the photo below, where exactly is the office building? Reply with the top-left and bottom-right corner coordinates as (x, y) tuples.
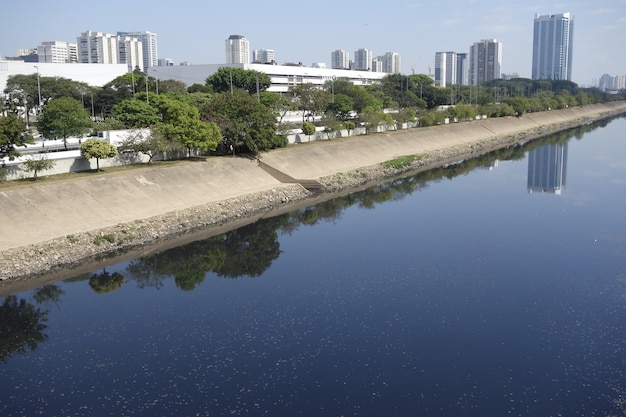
(435, 51), (457, 87)
(353, 48), (372, 71)
(456, 53), (469, 85)
(117, 31), (158, 71)
(469, 39), (502, 85)
(331, 49), (349, 69)
(532, 13), (574, 81)
(382, 52), (401, 74)
(37, 41), (77, 63)
(253, 49), (275, 64)
(225, 35), (250, 64)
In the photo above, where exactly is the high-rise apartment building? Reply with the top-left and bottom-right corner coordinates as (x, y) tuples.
(225, 35), (250, 64)
(331, 50), (349, 69)
(371, 56), (384, 72)
(77, 31), (119, 64)
(469, 39), (502, 86)
(118, 36), (144, 72)
(531, 12), (574, 81)
(117, 31), (158, 71)
(382, 52), (401, 74)
(353, 48), (372, 71)
(253, 49), (275, 64)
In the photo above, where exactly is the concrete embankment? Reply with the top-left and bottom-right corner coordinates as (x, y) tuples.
(1, 101), (625, 282)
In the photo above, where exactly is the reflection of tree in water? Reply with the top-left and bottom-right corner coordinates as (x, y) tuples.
(123, 119), (615, 287)
(0, 295), (49, 363)
(32, 285), (65, 308)
(126, 216), (288, 289)
(88, 269), (125, 294)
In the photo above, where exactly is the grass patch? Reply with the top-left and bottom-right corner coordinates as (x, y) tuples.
(381, 154), (423, 169)
(66, 234), (79, 244)
(93, 233), (116, 245)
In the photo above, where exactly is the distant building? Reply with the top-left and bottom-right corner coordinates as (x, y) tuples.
(148, 63), (388, 94)
(371, 56), (383, 72)
(77, 31), (120, 64)
(252, 49), (275, 64)
(434, 51), (457, 87)
(331, 49), (349, 70)
(311, 62), (326, 69)
(353, 48), (372, 71)
(456, 53), (469, 85)
(117, 31), (158, 71)
(0, 60), (127, 93)
(382, 52), (401, 74)
(225, 35), (250, 64)
(469, 39), (502, 85)
(158, 58), (174, 66)
(117, 36), (144, 72)
(532, 13), (574, 81)
(37, 41), (77, 63)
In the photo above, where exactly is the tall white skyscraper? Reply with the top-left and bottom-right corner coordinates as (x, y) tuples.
(371, 56), (384, 72)
(532, 13), (574, 81)
(354, 48), (372, 71)
(331, 50), (349, 69)
(469, 39), (502, 86)
(77, 31), (119, 64)
(253, 49), (275, 63)
(117, 31), (158, 71)
(225, 35), (250, 64)
(382, 52), (401, 74)
(37, 41), (77, 63)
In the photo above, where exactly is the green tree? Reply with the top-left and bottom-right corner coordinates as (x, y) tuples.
(4, 74), (91, 111)
(80, 138), (118, 171)
(343, 120), (356, 136)
(0, 113), (33, 160)
(155, 79), (187, 94)
(326, 93), (354, 119)
(118, 130), (170, 163)
(302, 121), (316, 141)
(206, 67), (271, 95)
(188, 83), (212, 94)
(154, 97), (221, 157)
(322, 117), (343, 140)
(113, 99), (161, 128)
(23, 154), (55, 180)
(201, 89), (285, 153)
(38, 97), (93, 149)
(289, 83), (332, 120)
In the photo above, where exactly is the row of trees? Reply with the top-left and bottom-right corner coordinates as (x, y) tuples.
(2, 67), (624, 170)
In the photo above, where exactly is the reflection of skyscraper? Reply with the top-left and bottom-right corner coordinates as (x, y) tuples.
(527, 143), (568, 194)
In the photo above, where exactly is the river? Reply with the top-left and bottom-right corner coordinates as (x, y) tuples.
(1, 115), (625, 416)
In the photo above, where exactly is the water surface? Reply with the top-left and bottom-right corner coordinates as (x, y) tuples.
(2, 116), (625, 416)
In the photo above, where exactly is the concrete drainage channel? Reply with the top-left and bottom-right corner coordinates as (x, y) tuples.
(257, 159), (325, 191)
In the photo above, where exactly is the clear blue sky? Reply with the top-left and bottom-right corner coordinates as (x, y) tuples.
(2, 0), (624, 86)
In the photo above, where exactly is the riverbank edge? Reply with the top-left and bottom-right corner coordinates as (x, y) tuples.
(1, 104), (625, 284)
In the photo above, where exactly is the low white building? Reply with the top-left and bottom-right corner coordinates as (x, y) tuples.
(147, 63), (388, 93)
(0, 60), (128, 93)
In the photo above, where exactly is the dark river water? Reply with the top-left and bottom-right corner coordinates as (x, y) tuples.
(2, 116), (626, 416)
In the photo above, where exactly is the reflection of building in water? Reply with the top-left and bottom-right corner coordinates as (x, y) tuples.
(527, 143), (568, 194)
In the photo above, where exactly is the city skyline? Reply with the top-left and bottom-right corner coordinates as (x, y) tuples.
(2, 0), (625, 86)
